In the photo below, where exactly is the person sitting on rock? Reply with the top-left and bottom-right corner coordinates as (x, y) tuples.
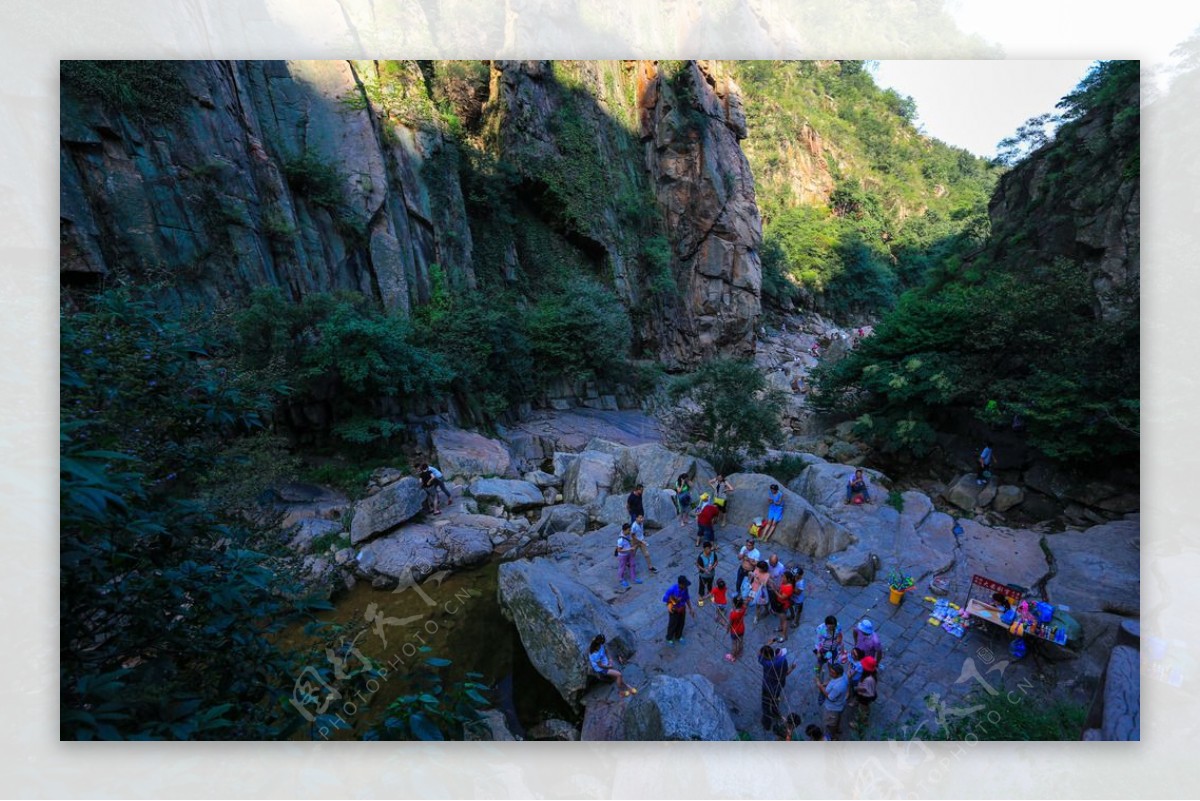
(760, 484), (785, 542)
(588, 634), (635, 697)
(845, 469), (872, 505)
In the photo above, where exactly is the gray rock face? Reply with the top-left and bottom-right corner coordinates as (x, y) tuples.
(497, 558), (637, 706)
(467, 478), (545, 513)
(724, 473), (853, 558)
(432, 428), (514, 480)
(287, 518), (345, 554)
(562, 450), (617, 506)
(353, 522), (493, 586)
(552, 451), (579, 478)
(1099, 645), (1140, 740)
(523, 470), (563, 488)
(992, 485), (1025, 512)
(596, 488), (678, 530)
(788, 461), (890, 510)
(529, 504), (590, 538)
(1046, 519), (1139, 615)
(946, 473), (985, 512)
(956, 519), (1049, 592)
(582, 673), (737, 741)
(349, 477), (427, 545)
(526, 718), (579, 741)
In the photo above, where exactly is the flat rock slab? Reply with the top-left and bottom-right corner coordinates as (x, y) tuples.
(432, 428), (515, 480)
(956, 519), (1049, 592)
(350, 477), (426, 545)
(582, 673), (737, 741)
(505, 409), (664, 453)
(354, 522), (492, 586)
(468, 478), (546, 512)
(1046, 519), (1139, 615)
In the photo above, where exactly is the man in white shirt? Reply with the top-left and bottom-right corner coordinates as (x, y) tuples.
(735, 538), (761, 600)
(420, 462), (453, 503)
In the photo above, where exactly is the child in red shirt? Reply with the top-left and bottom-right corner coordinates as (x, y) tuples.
(711, 578), (729, 619)
(774, 571), (795, 642)
(725, 596), (747, 662)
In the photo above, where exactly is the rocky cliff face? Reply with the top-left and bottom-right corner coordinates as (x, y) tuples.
(61, 59), (763, 368)
(984, 74), (1139, 321)
(61, 61), (475, 313)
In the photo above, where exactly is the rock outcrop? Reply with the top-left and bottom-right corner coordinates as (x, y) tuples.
(353, 522), (493, 586)
(467, 477), (545, 513)
(724, 472), (853, 558)
(497, 558), (637, 706)
(433, 428), (515, 481)
(581, 673), (737, 741)
(349, 477), (427, 545)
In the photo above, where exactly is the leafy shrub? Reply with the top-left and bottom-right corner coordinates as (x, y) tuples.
(61, 60), (188, 122)
(61, 289), (321, 740)
(525, 275), (633, 386)
(668, 358), (786, 474)
(282, 152), (345, 210)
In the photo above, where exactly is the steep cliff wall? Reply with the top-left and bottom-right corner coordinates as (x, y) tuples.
(61, 59), (764, 369)
(60, 61), (475, 313)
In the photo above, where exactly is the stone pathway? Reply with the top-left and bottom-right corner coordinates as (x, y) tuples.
(567, 515), (1050, 740)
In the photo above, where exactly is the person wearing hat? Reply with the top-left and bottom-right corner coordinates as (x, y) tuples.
(694, 493), (719, 547)
(852, 656), (878, 731)
(662, 575), (695, 646)
(854, 619), (882, 664)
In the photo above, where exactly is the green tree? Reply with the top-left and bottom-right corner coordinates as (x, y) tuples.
(667, 359), (786, 473)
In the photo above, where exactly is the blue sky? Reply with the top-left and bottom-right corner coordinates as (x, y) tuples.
(871, 60), (1095, 158)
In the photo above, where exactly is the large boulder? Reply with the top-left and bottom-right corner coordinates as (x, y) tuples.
(725, 473), (853, 558)
(349, 477), (426, 545)
(956, 519), (1049, 593)
(626, 443), (716, 493)
(581, 674), (737, 741)
(1046, 519), (1139, 615)
(432, 427), (514, 480)
(596, 488), (678, 529)
(523, 470), (562, 489)
(945, 473), (985, 512)
(821, 492), (956, 588)
(287, 517), (345, 554)
(562, 450), (617, 506)
(992, 485), (1025, 512)
(497, 558), (637, 706)
(467, 478), (546, 513)
(788, 461), (890, 511)
(353, 522), (493, 586)
(529, 504), (590, 538)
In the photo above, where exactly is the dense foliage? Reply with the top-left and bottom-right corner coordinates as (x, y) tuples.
(811, 61), (1139, 463)
(61, 291), (321, 740)
(667, 359), (786, 474)
(61, 60), (188, 122)
(735, 60), (998, 317)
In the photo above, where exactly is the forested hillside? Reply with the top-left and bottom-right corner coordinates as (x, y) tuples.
(733, 60), (998, 316)
(812, 61), (1139, 465)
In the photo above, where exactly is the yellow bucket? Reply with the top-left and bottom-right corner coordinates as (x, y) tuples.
(888, 586), (905, 605)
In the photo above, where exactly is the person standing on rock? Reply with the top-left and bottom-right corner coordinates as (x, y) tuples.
(767, 554), (786, 591)
(662, 575), (694, 646)
(674, 473), (694, 527)
(418, 465), (442, 516)
(816, 662), (849, 740)
(419, 462), (453, 505)
(790, 566), (806, 623)
(735, 538), (761, 601)
(725, 596), (747, 662)
(977, 441), (994, 485)
(696, 541), (718, 602)
(851, 656), (878, 732)
(758, 643), (796, 731)
(814, 615), (845, 681)
(695, 493), (719, 547)
(760, 484), (785, 543)
(854, 619), (882, 664)
(627, 484), (645, 525)
(709, 474), (735, 524)
(630, 513), (657, 574)
(616, 524), (640, 589)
